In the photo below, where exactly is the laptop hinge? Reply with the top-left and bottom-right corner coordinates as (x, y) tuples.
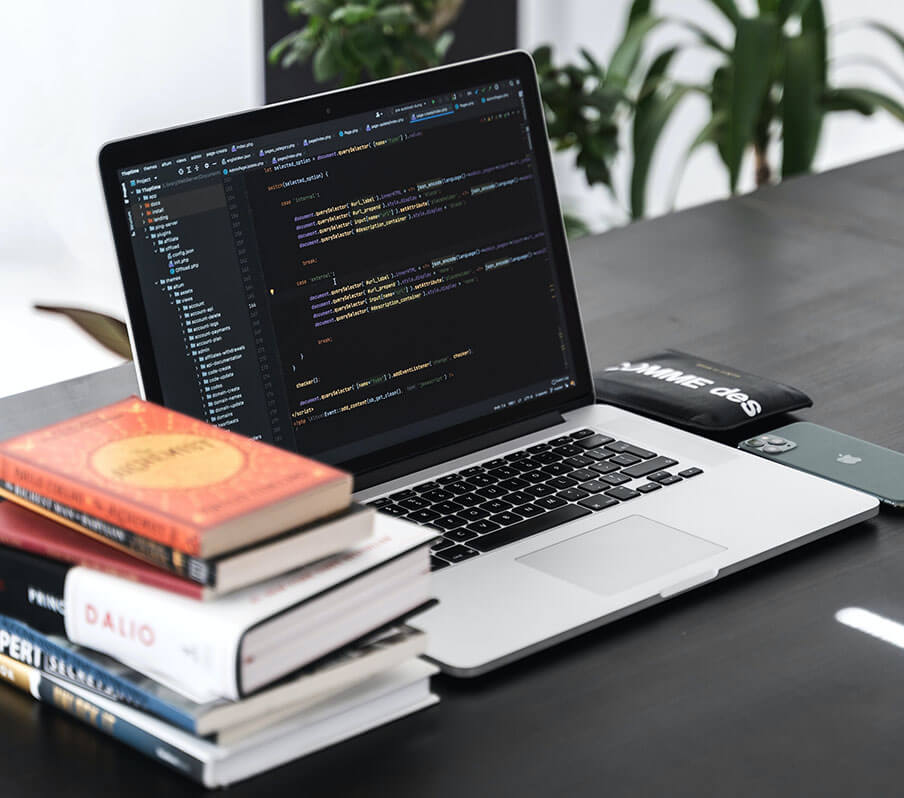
(354, 411), (566, 491)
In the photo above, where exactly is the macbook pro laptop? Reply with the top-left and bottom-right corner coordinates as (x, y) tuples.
(99, 52), (878, 676)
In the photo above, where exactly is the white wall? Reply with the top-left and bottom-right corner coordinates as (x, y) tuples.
(520, 0), (904, 228)
(0, 1), (261, 397)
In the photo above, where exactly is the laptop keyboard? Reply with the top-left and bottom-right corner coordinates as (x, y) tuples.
(366, 428), (703, 571)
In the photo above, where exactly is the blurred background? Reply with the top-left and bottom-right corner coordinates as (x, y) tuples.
(2, 0), (903, 398)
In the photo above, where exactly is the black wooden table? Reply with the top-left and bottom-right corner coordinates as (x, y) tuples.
(4, 153), (904, 796)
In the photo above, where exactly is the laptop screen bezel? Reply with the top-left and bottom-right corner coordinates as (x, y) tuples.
(99, 50), (595, 479)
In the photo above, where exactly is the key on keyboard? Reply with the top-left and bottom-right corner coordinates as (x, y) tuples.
(367, 428), (703, 570)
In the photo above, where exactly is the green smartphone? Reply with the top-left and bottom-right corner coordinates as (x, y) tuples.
(738, 421), (904, 507)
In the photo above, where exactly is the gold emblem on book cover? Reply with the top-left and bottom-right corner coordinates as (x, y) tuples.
(90, 434), (244, 490)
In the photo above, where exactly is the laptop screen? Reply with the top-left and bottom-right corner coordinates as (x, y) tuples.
(111, 60), (587, 469)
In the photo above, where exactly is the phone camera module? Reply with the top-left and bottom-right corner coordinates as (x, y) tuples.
(762, 439), (797, 454)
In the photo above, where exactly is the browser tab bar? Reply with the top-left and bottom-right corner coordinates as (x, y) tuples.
(410, 106), (455, 123)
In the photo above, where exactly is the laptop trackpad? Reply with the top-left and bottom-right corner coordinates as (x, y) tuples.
(517, 515), (725, 596)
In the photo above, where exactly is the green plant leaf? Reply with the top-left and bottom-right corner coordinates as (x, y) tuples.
(344, 35), (378, 78)
(666, 111), (727, 209)
(782, 34), (823, 177)
(821, 88), (876, 114)
(435, 30), (454, 58)
(671, 18), (730, 54)
(854, 20), (904, 56)
(287, 0), (337, 18)
(823, 86), (904, 122)
(376, 4), (416, 28)
(710, 65), (732, 171)
(267, 32), (296, 66)
(405, 33), (435, 65)
(844, 22), (904, 96)
(631, 46), (682, 218)
(330, 4), (376, 25)
(692, 111), (728, 150)
(576, 148), (613, 186)
(627, 0), (652, 28)
(34, 306), (132, 360)
(273, 33), (317, 69)
(636, 47), (679, 100)
(533, 45), (553, 72)
(535, 43), (627, 194)
(762, 0), (814, 20)
(312, 30), (344, 82)
(579, 47), (604, 76)
(801, 0), (826, 84)
(777, 0), (814, 21)
(710, 0), (742, 26)
(724, 16), (780, 191)
(832, 55), (904, 96)
(631, 86), (692, 217)
(632, 87), (693, 216)
(607, 15), (663, 90)
(285, 0), (305, 16)
(780, 0), (826, 178)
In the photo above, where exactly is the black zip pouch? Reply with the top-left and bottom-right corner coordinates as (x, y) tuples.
(593, 350), (812, 432)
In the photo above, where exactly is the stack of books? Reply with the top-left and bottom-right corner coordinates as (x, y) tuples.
(0, 398), (437, 787)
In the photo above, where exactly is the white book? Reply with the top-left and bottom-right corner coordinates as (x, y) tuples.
(39, 659), (438, 787)
(207, 627), (427, 742)
(62, 514), (436, 700)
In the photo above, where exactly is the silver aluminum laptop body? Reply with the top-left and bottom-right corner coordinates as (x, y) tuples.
(358, 403), (876, 676)
(102, 52), (879, 679)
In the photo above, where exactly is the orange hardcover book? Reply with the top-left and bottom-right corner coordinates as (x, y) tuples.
(0, 397), (352, 557)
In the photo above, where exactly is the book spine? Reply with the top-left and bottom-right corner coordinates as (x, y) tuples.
(0, 484), (215, 588)
(0, 545), (69, 636)
(0, 613), (199, 733)
(36, 671), (207, 784)
(0, 650), (37, 694)
(63, 567), (239, 700)
(0, 653), (207, 784)
(0, 454), (202, 555)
